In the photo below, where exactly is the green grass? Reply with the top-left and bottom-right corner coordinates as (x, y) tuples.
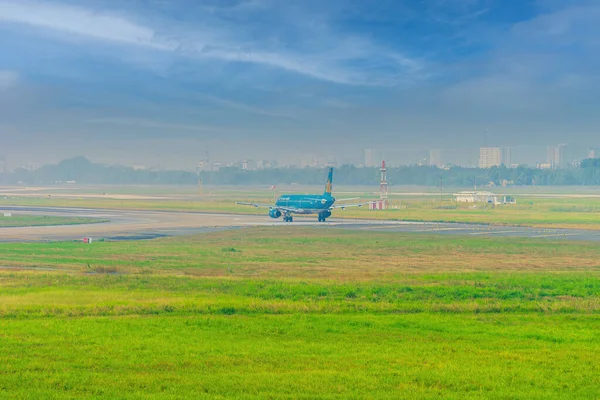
(0, 271), (598, 317)
(1, 229), (599, 398)
(1, 314), (598, 399)
(0, 215), (107, 228)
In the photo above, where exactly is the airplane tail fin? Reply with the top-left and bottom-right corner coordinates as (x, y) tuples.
(324, 167), (333, 196)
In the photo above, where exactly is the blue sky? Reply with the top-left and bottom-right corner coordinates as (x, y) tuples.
(1, 0), (599, 167)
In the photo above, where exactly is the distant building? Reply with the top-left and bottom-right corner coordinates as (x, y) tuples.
(569, 160), (582, 169)
(547, 144), (565, 169)
(364, 148), (376, 167)
(562, 143), (587, 166)
(501, 147), (512, 167)
(301, 154), (318, 168)
(429, 149), (444, 168)
(587, 148), (600, 159)
(479, 147), (512, 168)
(479, 147), (501, 168)
(369, 200), (387, 210)
(197, 160), (215, 172)
(454, 191), (516, 205)
(455, 191), (497, 203)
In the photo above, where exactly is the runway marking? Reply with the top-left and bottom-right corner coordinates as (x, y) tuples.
(469, 230), (522, 236)
(358, 225), (463, 231)
(358, 225), (404, 230)
(531, 233), (578, 238)
(410, 227), (473, 232)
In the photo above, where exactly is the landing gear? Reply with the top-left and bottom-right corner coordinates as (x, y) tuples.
(318, 211), (331, 222)
(283, 214), (293, 222)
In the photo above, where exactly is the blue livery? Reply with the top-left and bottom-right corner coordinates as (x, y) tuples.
(237, 168), (367, 222)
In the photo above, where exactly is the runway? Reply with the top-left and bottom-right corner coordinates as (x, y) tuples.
(2, 206), (600, 242)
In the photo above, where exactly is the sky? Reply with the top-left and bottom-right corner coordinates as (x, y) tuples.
(1, 0), (599, 168)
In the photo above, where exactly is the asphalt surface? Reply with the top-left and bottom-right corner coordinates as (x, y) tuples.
(2, 206), (600, 242)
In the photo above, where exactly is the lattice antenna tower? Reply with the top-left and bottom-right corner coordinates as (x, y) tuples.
(380, 160), (388, 200)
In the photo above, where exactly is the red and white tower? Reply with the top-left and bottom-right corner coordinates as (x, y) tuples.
(370, 160), (389, 210)
(380, 160), (388, 201)
(371, 160), (389, 210)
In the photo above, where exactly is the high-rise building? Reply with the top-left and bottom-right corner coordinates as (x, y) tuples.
(501, 147), (512, 167)
(429, 149), (444, 168)
(479, 147), (502, 168)
(364, 148), (376, 167)
(479, 147), (512, 168)
(547, 144), (565, 169)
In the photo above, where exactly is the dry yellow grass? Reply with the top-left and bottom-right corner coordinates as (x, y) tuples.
(1, 227), (600, 280)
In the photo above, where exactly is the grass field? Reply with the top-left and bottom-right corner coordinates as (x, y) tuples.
(0, 215), (107, 228)
(1, 228), (599, 398)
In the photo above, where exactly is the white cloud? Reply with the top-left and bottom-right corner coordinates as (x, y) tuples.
(0, 0), (424, 86)
(437, 2), (600, 117)
(511, 5), (600, 43)
(198, 39), (425, 86)
(0, 0), (175, 50)
(0, 70), (19, 90)
(199, 46), (356, 85)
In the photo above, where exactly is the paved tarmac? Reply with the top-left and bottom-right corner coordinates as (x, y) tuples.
(2, 206), (600, 242)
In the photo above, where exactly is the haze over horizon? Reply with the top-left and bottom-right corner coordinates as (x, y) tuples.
(1, 0), (599, 169)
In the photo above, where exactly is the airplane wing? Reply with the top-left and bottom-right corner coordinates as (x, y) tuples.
(236, 202), (298, 212)
(300, 197), (361, 203)
(236, 202), (275, 208)
(330, 201), (374, 210)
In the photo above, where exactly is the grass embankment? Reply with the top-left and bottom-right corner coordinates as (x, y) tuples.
(4, 194), (600, 229)
(1, 228), (599, 398)
(0, 215), (107, 228)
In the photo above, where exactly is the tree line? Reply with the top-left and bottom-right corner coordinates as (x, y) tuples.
(3, 157), (600, 186)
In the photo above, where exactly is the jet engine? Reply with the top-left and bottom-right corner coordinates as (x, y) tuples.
(320, 210), (332, 219)
(269, 209), (282, 219)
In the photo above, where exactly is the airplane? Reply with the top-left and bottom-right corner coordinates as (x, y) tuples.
(236, 167), (369, 222)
